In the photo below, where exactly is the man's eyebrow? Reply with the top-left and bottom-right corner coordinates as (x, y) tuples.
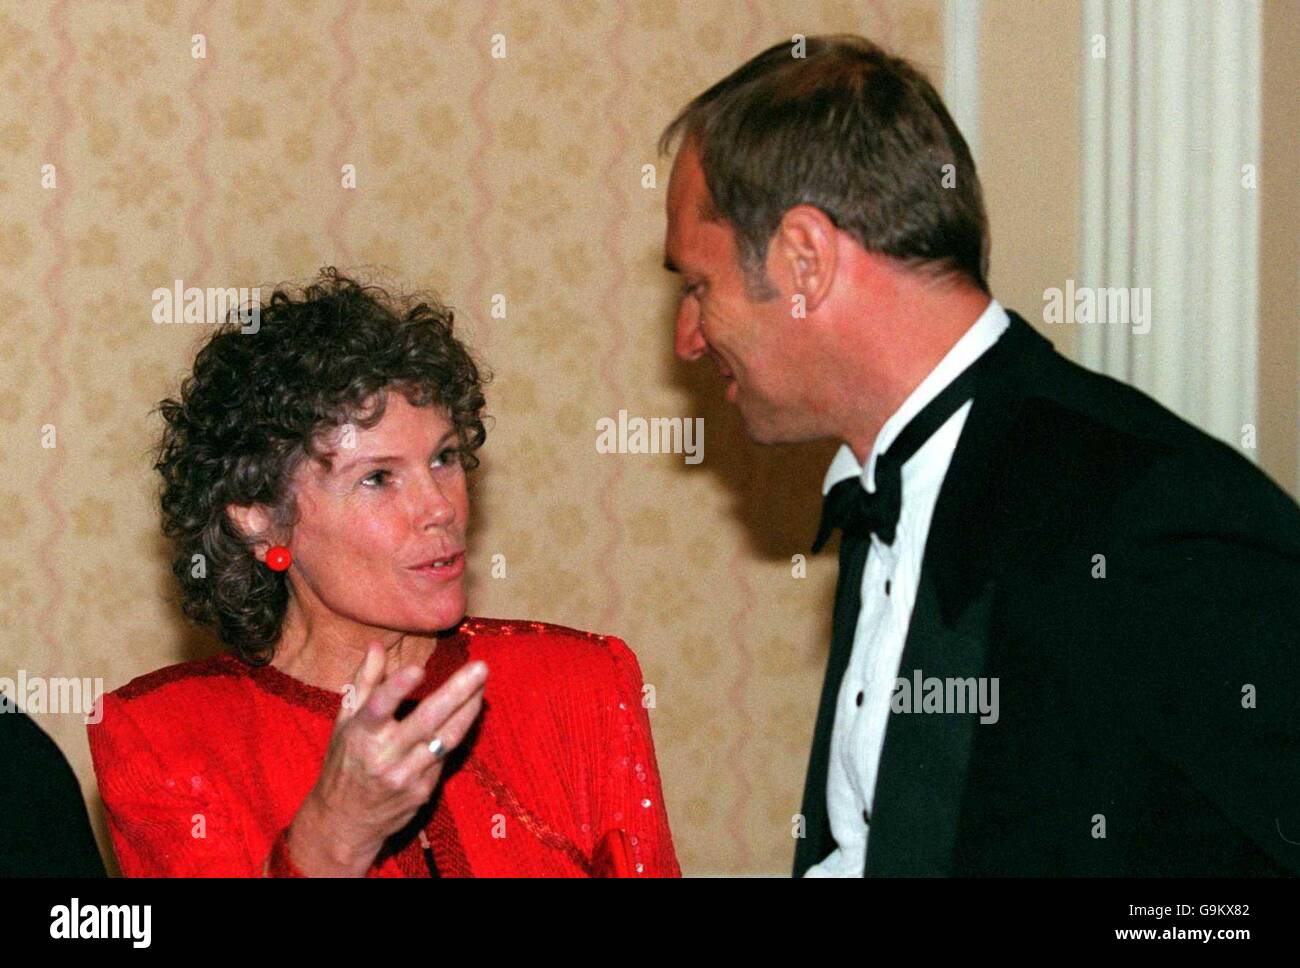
(333, 431), (457, 474)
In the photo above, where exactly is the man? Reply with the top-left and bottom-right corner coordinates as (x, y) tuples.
(660, 34), (1300, 876)
(0, 706), (107, 876)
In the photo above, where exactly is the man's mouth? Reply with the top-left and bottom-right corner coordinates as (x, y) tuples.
(706, 349), (737, 398)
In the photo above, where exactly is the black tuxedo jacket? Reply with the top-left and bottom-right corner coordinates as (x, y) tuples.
(794, 310), (1300, 876)
(0, 709), (106, 876)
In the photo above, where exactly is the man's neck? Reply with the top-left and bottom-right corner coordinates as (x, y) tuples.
(836, 287), (992, 466)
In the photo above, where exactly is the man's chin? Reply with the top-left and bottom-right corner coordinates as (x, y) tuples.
(737, 413), (791, 446)
(736, 406), (824, 447)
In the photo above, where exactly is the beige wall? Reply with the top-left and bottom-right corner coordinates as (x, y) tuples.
(980, 0), (1082, 362)
(1259, 0), (1300, 498)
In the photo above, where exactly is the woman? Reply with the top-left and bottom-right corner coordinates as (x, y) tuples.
(87, 268), (679, 877)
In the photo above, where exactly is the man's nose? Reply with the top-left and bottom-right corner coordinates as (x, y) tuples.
(673, 298), (706, 362)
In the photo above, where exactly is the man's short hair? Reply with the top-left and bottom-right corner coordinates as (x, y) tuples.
(659, 34), (990, 297)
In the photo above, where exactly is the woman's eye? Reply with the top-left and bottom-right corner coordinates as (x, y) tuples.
(360, 450), (458, 486)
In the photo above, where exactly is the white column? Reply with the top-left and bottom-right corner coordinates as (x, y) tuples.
(1079, 0), (1261, 454)
(945, 0), (982, 164)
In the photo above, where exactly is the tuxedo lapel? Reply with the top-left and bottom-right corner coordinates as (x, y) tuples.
(793, 539), (863, 876)
(924, 313), (1047, 628)
(865, 575), (996, 875)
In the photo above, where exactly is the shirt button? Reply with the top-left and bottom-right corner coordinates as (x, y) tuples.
(884, 579), (891, 595)
(855, 691), (864, 707)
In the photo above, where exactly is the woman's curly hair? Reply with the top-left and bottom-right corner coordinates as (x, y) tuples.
(153, 268), (490, 665)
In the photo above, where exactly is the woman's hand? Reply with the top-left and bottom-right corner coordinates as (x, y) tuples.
(286, 642), (487, 876)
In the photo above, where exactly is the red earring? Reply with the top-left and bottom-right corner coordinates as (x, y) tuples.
(265, 546), (292, 571)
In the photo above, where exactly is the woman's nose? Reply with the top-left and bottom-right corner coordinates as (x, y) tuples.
(414, 477), (456, 529)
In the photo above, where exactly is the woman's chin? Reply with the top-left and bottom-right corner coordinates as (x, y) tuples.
(435, 608), (468, 632)
(422, 591), (468, 631)
(359, 584), (467, 633)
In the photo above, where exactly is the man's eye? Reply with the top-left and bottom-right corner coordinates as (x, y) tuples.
(681, 281), (703, 298)
(434, 447), (461, 468)
(361, 470), (390, 488)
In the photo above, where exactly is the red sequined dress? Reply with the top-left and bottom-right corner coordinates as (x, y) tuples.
(87, 617), (680, 877)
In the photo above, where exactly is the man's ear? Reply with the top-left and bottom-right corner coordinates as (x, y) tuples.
(226, 503), (275, 562)
(767, 204), (839, 314)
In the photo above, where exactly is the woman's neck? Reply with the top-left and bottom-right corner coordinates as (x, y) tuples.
(271, 599), (436, 693)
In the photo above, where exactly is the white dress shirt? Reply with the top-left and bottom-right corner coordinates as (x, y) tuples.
(803, 299), (1010, 877)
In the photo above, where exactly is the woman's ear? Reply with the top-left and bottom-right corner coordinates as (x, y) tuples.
(226, 503), (274, 560)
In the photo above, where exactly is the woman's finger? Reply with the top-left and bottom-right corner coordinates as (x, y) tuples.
(353, 661), (427, 730)
(391, 685), (485, 786)
(389, 660), (488, 753)
(337, 641), (386, 724)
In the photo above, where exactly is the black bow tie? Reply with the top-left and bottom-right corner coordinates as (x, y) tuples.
(812, 456), (905, 551)
(812, 349), (995, 553)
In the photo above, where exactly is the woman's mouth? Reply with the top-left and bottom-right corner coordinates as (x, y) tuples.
(408, 552), (465, 581)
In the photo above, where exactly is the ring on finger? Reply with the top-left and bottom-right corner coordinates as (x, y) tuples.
(427, 735), (447, 762)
